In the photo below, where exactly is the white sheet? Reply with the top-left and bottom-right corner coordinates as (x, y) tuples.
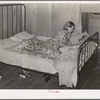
(0, 45), (26, 66)
(55, 45), (79, 87)
(0, 44), (57, 74)
(22, 54), (57, 74)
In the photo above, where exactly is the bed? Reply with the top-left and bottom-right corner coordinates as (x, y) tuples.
(0, 4), (99, 89)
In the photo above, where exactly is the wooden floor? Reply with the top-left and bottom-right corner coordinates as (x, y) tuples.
(0, 62), (67, 89)
(0, 49), (99, 89)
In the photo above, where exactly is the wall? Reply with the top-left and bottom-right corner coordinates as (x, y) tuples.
(88, 14), (100, 37)
(52, 4), (70, 37)
(81, 4), (100, 13)
(81, 4), (100, 38)
(25, 3), (81, 38)
(25, 4), (37, 35)
(36, 4), (52, 37)
(25, 3), (52, 37)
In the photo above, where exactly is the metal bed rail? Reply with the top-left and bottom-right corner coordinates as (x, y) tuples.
(0, 4), (26, 39)
(76, 32), (99, 88)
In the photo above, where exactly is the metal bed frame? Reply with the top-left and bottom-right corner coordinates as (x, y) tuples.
(0, 4), (99, 89)
(77, 32), (99, 88)
(0, 4), (26, 39)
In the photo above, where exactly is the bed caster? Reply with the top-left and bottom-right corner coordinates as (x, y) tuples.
(42, 74), (51, 83)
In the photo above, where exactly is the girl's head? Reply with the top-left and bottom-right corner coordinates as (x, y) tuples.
(63, 21), (75, 34)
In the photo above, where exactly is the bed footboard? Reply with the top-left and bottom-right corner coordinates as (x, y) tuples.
(76, 32), (99, 88)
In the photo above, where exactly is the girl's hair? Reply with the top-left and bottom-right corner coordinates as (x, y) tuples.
(63, 21), (75, 30)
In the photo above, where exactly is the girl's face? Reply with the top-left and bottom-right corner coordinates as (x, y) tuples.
(64, 25), (75, 34)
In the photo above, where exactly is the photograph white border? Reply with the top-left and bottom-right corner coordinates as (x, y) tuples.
(0, 1), (100, 99)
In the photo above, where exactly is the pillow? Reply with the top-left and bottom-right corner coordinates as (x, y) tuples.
(9, 31), (34, 42)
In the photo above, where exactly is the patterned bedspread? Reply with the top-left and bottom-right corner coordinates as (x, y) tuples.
(16, 36), (61, 58)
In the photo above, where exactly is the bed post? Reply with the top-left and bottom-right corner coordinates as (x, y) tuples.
(23, 4), (26, 31)
(76, 45), (81, 89)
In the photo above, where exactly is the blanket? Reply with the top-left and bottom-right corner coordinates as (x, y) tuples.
(54, 45), (79, 87)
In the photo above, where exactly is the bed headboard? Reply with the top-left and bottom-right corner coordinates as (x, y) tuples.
(0, 4), (26, 39)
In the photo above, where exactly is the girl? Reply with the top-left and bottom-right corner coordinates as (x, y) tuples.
(55, 21), (75, 46)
